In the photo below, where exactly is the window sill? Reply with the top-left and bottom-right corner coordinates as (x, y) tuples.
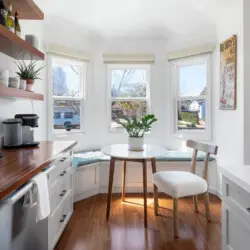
(173, 130), (211, 141)
(108, 127), (127, 134)
(108, 127), (151, 136)
(53, 131), (85, 137)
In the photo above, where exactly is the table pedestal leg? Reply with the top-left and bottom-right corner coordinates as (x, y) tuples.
(122, 160), (127, 202)
(106, 157), (115, 220)
(142, 159), (148, 228)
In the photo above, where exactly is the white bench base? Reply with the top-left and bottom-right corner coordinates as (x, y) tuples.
(74, 160), (220, 203)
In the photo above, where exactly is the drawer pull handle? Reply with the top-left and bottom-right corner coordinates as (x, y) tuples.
(59, 190), (67, 197)
(60, 214), (67, 223)
(60, 157), (68, 162)
(246, 208), (250, 213)
(60, 170), (67, 177)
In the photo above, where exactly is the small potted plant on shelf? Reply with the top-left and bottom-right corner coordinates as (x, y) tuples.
(15, 60), (45, 91)
(117, 114), (158, 151)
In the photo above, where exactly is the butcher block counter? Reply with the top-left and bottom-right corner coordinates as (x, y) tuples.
(0, 141), (77, 200)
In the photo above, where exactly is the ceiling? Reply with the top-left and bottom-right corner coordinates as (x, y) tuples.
(37, 0), (239, 39)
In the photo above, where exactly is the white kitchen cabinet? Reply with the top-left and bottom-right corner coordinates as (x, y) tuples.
(222, 202), (250, 250)
(222, 176), (250, 250)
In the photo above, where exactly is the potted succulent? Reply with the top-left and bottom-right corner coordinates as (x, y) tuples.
(117, 114), (158, 151)
(15, 60), (45, 91)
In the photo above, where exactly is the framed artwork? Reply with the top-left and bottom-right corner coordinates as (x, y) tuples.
(220, 35), (237, 110)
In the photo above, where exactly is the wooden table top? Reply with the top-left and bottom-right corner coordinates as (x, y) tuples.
(0, 141), (77, 200)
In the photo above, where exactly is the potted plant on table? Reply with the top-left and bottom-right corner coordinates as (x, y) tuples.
(117, 114), (158, 151)
(15, 60), (45, 91)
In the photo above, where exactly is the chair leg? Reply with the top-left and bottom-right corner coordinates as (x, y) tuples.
(173, 198), (179, 238)
(204, 191), (211, 222)
(153, 185), (159, 216)
(151, 158), (158, 216)
(193, 195), (199, 213)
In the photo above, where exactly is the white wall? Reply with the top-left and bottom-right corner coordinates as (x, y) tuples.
(243, 0), (250, 164)
(212, 0), (244, 166)
(0, 20), (47, 146)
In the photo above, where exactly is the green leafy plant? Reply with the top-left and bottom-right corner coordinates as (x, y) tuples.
(117, 114), (158, 137)
(15, 60), (45, 80)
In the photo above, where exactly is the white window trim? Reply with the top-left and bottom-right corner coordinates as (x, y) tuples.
(106, 64), (151, 132)
(47, 53), (87, 139)
(170, 53), (212, 141)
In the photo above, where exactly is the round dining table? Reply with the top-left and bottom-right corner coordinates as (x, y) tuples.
(101, 144), (167, 227)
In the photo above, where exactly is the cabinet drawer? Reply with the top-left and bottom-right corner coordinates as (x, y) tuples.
(222, 202), (250, 250)
(49, 191), (73, 249)
(223, 177), (250, 221)
(47, 156), (72, 187)
(50, 171), (72, 213)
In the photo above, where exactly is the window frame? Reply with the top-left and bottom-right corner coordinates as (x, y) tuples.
(47, 53), (86, 138)
(170, 53), (212, 140)
(106, 64), (151, 132)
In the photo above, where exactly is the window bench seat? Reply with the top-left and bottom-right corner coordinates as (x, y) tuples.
(73, 149), (218, 202)
(73, 149), (215, 167)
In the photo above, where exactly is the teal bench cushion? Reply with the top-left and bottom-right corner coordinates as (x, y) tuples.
(156, 151), (215, 162)
(73, 149), (215, 167)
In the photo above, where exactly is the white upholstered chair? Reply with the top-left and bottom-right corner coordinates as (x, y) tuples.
(152, 140), (218, 237)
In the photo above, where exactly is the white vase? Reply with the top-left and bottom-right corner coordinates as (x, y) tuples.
(19, 80), (26, 90)
(128, 137), (144, 151)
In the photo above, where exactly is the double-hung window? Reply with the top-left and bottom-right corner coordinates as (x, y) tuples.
(170, 53), (211, 140)
(48, 54), (86, 135)
(107, 64), (151, 130)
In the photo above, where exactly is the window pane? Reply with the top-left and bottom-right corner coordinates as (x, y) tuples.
(111, 100), (147, 128)
(177, 99), (206, 130)
(111, 69), (147, 97)
(53, 100), (81, 131)
(179, 64), (206, 97)
(52, 57), (83, 97)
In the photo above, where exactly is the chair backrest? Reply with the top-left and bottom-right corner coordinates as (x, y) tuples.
(186, 140), (218, 181)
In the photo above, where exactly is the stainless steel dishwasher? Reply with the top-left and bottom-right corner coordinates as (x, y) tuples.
(0, 167), (54, 250)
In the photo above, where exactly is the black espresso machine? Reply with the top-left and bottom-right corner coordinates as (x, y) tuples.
(2, 114), (40, 148)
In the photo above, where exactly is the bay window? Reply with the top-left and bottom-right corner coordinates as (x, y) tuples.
(170, 53), (212, 140)
(107, 64), (151, 130)
(48, 54), (86, 136)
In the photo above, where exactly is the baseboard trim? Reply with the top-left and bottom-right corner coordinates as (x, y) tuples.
(74, 188), (99, 202)
(99, 186), (221, 198)
(208, 187), (222, 199)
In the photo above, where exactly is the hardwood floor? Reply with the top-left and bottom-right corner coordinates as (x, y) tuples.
(55, 193), (221, 250)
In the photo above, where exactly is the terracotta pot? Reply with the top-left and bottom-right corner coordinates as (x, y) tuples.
(25, 79), (34, 91)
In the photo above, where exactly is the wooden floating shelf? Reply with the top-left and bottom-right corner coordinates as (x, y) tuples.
(4, 0), (44, 20)
(0, 24), (44, 60)
(0, 85), (44, 101)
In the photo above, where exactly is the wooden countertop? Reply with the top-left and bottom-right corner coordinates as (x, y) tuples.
(0, 141), (77, 200)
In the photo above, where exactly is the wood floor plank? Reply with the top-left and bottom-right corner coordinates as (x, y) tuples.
(55, 194), (221, 250)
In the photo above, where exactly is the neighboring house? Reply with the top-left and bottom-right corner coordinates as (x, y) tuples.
(189, 100), (206, 120)
(54, 106), (80, 130)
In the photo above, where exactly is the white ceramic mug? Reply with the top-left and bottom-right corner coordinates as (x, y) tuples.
(0, 69), (9, 80)
(9, 77), (20, 89)
(0, 79), (8, 87)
